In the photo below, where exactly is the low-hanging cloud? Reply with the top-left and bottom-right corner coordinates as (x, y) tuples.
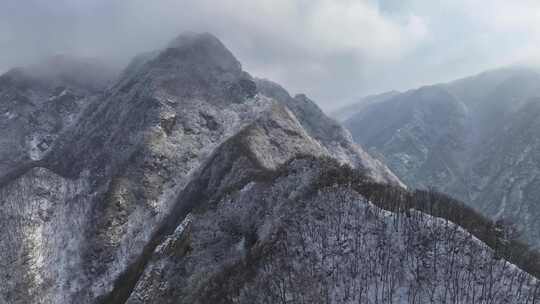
(1, 0), (539, 110)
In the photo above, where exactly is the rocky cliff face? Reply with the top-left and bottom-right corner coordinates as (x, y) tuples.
(343, 67), (540, 248)
(0, 32), (401, 304)
(0, 55), (115, 179)
(1, 33), (538, 304)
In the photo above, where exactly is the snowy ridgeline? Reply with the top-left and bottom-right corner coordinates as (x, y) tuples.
(229, 193), (539, 304)
(0, 32), (403, 303)
(2, 32), (539, 303)
(127, 158), (540, 304)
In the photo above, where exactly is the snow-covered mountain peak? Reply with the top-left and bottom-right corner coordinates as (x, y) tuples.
(4, 32), (535, 304)
(113, 32), (256, 106)
(165, 32), (242, 72)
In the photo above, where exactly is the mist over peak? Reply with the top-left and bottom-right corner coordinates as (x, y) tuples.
(2, 0), (540, 110)
(2, 3), (540, 303)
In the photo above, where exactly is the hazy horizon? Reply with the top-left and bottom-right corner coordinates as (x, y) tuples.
(2, 0), (540, 110)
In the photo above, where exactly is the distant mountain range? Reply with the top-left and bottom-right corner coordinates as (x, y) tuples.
(1, 33), (540, 303)
(331, 90), (400, 122)
(341, 67), (540, 248)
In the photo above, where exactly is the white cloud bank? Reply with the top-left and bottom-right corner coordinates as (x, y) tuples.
(1, 0), (539, 109)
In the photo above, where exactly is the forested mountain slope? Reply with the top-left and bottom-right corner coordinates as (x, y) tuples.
(0, 32), (398, 303)
(343, 67), (540, 248)
(1, 33), (539, 304)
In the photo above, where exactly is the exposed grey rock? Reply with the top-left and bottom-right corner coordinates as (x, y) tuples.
(0, 32), (400, 303)
(256, 79), (403, 186)
(0, 55), (115, 180)
(0, 168), (91, 304)
(2, 32), (537, 304)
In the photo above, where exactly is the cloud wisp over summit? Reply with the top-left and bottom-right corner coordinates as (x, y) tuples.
(2, 0), (540, 109)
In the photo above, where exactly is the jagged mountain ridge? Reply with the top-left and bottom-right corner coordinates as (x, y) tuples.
(342, 67), (540, 248)
(124, 154), (540, 303)
(0, 55), (115, 177)
(0, 32), (399, 303)
(0, 33), (539, 304)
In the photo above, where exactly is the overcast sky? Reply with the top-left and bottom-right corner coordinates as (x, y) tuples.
(1, 0), (540, 110)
